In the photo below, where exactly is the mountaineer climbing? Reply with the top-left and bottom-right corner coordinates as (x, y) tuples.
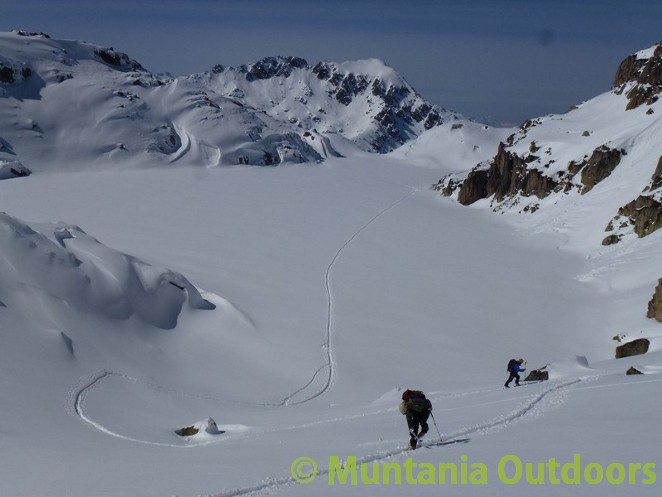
(505, 358), (526, 388)
(399, 389), (432, 449)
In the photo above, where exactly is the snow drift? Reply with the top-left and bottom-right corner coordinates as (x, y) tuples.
(0, 212), (214, 329)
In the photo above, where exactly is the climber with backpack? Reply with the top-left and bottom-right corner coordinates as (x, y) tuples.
(505, 358), (526, 388)
(399, 389), (433, 449)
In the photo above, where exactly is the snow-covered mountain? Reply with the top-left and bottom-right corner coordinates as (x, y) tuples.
(435, 42), (661, 248)
(1, 28), (661, 497)
(0, 30), (334, 172)
(0, 30), (470, 175)
(192, 56), (459, 153)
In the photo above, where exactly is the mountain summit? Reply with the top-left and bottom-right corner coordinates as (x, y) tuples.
(191, 55), (459, 153)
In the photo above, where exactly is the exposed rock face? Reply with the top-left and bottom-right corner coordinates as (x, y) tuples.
(613, 43), (662, 110)
(652, 156), (662, 191)
(524, 369), (549, 381)
(615, 338), (650, 359)
(578, 146), (624, 193)
(444, 142), (558, 205)
(626, 366), (643, 375)
(616, 195), (661, 238)
(647, 279), (662, 322)
(0, 63), (31, 84)
(93, 47), (143, 71)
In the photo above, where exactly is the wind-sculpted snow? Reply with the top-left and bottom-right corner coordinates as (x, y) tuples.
(0, 212), (214, 329)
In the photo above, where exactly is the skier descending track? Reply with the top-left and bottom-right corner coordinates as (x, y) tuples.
(279, 188), (418, 406)
(209, 378), (582, 497)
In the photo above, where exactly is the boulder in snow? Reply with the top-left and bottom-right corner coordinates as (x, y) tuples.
(626, 366), (643, 375)
(615, 338), (650, 359)
(175, 418), (223, 437)
(524, 368), (549, 382)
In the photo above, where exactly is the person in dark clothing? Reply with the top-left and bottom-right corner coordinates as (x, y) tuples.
(399, 389), (432, 449)
(505, 358), (526, 388)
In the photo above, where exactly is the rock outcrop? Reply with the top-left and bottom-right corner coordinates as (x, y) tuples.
(578, 146), (624, 193)
(652, 156), (662, 191)
(613, 42), (662, 110)
(440, 142), (558, 206)
(647, 279), (662, 322)
(93, 47), (143, 71)
(615, 195), (662, 238)
(615, 338), (650, 359)
(626, 366), (643, 375)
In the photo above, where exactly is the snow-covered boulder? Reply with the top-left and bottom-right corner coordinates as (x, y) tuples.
(0, 160), (31, 179)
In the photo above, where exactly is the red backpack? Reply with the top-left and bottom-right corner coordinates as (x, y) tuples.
(402, 389), (426, 401)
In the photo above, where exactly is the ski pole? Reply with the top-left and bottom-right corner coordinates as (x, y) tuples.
(430, 411), (442, 441)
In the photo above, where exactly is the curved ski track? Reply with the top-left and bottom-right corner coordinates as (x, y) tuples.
(278, 189), (417, 405)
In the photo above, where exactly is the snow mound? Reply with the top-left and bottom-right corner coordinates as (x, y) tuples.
(0, 212), (214, 329)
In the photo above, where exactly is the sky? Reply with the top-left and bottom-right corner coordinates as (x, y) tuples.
(1, 0), (660, 125)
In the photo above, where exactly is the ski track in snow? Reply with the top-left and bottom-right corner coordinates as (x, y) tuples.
(168, 125), (191, 164)
(209, 378), (583, 497)
(278, 188), (417, 406)
(72, 370), (228, 448)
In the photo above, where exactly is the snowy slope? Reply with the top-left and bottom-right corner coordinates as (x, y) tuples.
(391, 119), (513, 172)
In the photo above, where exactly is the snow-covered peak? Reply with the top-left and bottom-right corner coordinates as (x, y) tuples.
(196, 55), (460, 153)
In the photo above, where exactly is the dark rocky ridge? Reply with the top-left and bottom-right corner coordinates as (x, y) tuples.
(435, 142), (626, 206)
(93, 47), (143, 72)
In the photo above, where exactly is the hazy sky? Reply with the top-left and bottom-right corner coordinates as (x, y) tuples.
(1, 0), (660, 125)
